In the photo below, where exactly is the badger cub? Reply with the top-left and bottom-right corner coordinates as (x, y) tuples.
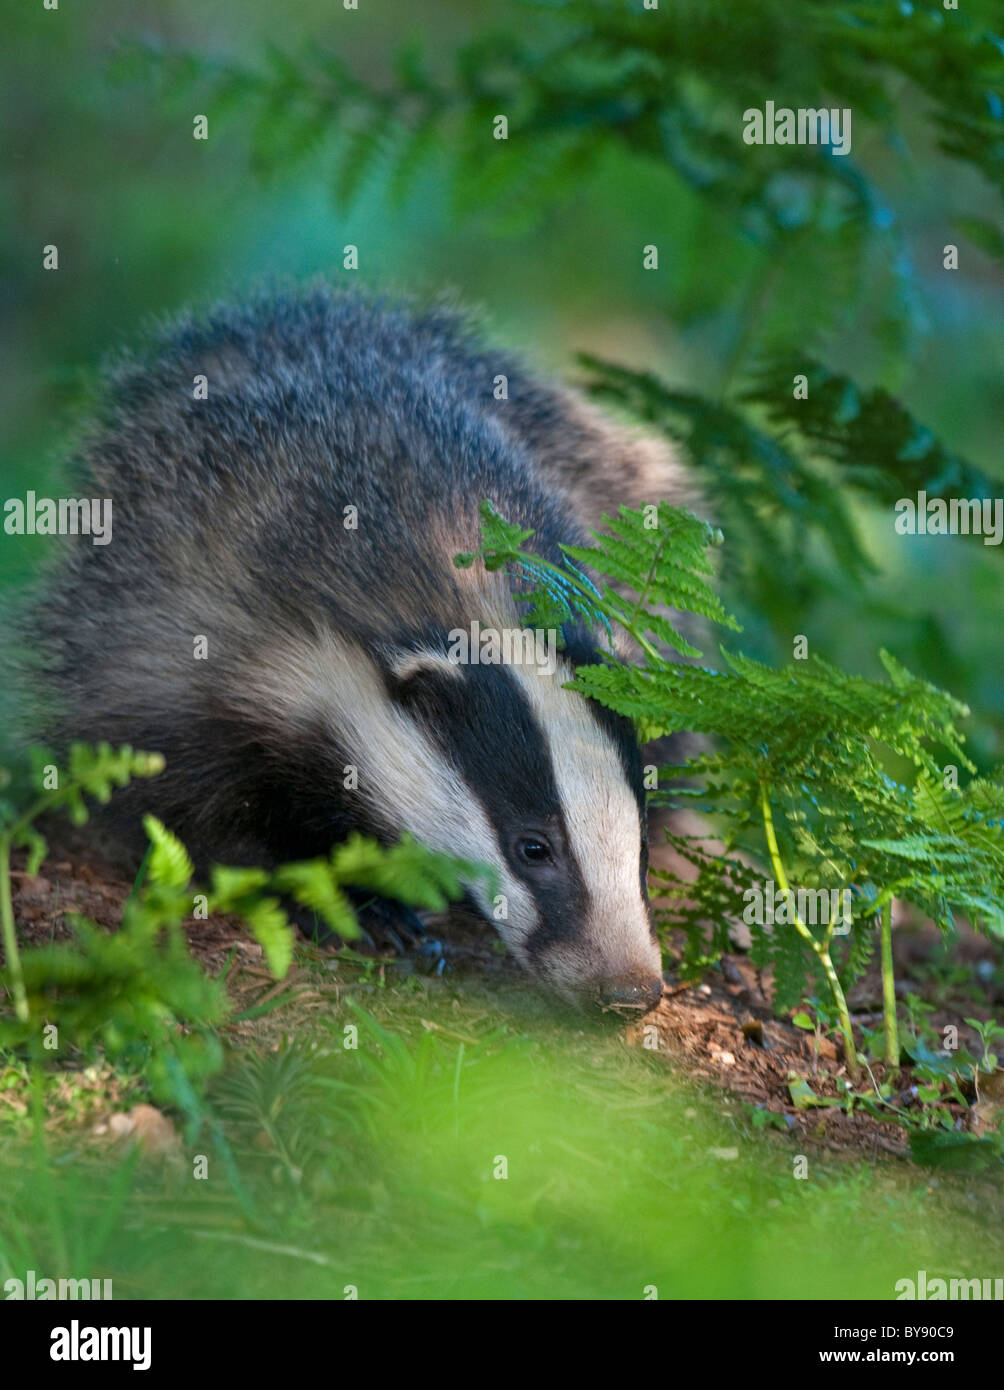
(31, 287), (695, 1011)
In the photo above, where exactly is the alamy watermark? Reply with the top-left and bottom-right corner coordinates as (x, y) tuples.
(895, 1270), (1003, 1300)
(743, 879), (852, 934)
(894, 491), (1003, 546)
(4, 1269), (113, 1299)
(447, 621), (558, 676)
(742, 101), (852, 156)
(50, 1320), (151, 1371)
(3, 491), (113, 545)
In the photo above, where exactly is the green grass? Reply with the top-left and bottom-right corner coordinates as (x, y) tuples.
(1, 966), (1000, 1301)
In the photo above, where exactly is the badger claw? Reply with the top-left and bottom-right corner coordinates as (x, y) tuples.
(288, 890), (447, 974)
(348, 893), (448, 975)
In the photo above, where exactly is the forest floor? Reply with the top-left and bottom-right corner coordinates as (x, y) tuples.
(5, 827), (1004, 1300)
(8, 826), (1003, 1168)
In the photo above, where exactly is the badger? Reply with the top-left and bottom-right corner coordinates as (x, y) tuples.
(24, 285), (697, 1011)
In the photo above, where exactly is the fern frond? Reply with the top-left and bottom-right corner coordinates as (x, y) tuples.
(142, 815), (194, 889)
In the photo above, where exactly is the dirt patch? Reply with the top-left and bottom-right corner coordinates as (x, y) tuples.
(639, 961), (913, 1156)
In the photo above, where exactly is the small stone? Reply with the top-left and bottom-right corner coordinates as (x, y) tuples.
(108, 1104), (181, 1160)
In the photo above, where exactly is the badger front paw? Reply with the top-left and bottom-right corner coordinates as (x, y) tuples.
(294, 891), (446, 974)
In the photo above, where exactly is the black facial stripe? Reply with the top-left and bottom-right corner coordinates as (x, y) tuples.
(386, 658), (556, 812)
(387, 657), (592, 943)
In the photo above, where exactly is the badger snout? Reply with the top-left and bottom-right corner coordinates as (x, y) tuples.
(527, 924), (664, 1014)
(596, 973), (664, 1014)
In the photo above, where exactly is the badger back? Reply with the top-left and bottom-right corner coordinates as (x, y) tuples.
(24, 290), (599, 858)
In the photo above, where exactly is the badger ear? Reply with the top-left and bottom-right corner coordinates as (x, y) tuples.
(384, 646), (463, 704)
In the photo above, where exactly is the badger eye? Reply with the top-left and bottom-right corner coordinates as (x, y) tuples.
(516, 836), (553, 866)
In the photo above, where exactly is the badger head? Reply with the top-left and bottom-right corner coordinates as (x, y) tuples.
(375, 637), (664, 1013)
(253, 624), (663, 1012)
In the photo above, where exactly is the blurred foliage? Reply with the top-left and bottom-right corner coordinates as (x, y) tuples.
(3, 1006), (1003, 1298)
(103, 0), (1004, 383)
(111, 1), (1004, 242)
(581, 350), (1003, 649)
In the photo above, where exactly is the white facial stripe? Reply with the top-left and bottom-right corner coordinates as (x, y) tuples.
(387, 647), (464, 682)
(512, 660), (660, 984)
(245, 632), (539, 948)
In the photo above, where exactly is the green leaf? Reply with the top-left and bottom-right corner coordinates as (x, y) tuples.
(142, 815), (194, 889)
(271, 860), (359, 938)
(244, 897), (295, 979)
(787, 1075), (841, 1110)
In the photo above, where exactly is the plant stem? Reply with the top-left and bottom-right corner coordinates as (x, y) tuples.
(0, 791), (59, 1027)
(629, 541), (665, 632)
(879, 899), (899, 1068)
(0, 834), (30, 1022)
(759, 780), (859, 1080)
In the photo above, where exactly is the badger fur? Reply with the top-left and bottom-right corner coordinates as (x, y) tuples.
(26, 286), (696, 1010)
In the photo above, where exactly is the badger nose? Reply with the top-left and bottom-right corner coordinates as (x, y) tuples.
(597, 974), (664, 1014)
